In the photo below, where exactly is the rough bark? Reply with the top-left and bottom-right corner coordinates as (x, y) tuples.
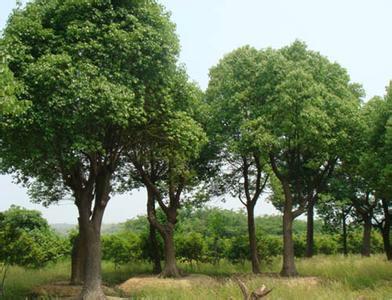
(149, 223), (162, 274)
(381, 228), (392, 261)
(281, 208), (298, 277)
(160, 225), (181, 278)
(305, 203), (314, 258)
(146, 188), (181, 278)
(381, 199), (392, 261)
(79, 211), (106, 300)
(77, 171), (111, 300)
(70, 230), (85, 285)
(247, 204), (261, 274)
(361, 216), (372, 257)
(342, 211), (348, 256)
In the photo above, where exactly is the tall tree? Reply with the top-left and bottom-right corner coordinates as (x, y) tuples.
(0, 0), (180, 298)
(206, 46), (269, 274)
(362, 90), (392, 260)
(127, 72), (207, 277)
(242, 41), (361, 276)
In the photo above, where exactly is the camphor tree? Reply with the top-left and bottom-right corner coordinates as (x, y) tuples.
(242, 41), (362, 276)
(206, 46), (269, 274)
(362, 89), (392, 260)
(127, 70), (207, 277)
(0, 0), (180, 298)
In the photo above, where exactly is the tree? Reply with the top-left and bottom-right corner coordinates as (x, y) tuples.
(0, 206), (69, 296)
(242, 41), (361, 275)
(127, 71), (207, 277)
(362, 89), (392, 260)
(206, 46), (271, 273)
(0, 0), (180, 297)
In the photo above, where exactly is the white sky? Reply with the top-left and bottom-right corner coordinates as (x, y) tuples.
(1, 0), (392, 223)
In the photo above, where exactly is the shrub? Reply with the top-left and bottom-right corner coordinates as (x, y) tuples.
(102, 232), (141, 268)
(176, 232), (205, 264)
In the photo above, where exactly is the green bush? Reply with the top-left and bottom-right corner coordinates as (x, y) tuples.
(139, 230), (163, 263)
(257, 234), (282, 262)
(293, 235), (307, 257)
(176, 232), (205, 264)
(315, 235), (339, 255)
(225, 235), (249, 264)
(102, 232), (141, 268)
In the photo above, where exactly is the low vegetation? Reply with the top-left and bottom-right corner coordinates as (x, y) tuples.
(2, 255), (391, 299)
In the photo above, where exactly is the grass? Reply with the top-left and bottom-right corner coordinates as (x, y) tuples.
(2, 255), (392, 299)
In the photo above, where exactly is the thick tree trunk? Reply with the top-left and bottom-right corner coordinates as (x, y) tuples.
(342, 212), (348, 256)
(149, 224), (162, 274)
(281, 209), (298, 277)
(160, 225), (181, 278)
(246, 205), (261, 274)
(305, 203), (314, 258)
(361, 216), (372, 257)
(381, 199), (392, 261)
(70, 231), (85, 285)
(79, 217), (106, 300)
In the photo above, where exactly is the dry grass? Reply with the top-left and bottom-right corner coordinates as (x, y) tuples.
(3, 255), (392, 299)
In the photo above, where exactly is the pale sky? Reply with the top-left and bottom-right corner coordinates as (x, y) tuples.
(1, 0), (392, 223)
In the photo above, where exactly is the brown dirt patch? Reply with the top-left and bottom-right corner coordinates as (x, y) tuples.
(119, 274), (213, 294)
(30, 281), (124, 299)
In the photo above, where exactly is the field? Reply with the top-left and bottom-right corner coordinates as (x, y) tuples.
(3, 255), (392, 299)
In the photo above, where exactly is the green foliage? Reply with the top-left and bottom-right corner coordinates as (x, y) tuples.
(138, 229), (163, 263)
(0, 206), (69, 295)
(102, 232), (141, 268)
(175, 232), (205, 264)
(0, 0), (181, 206)
(257, 235), (283, 261)
(0, 206), (69, 268)
(314, 235), (339, 255)
(225, 235), (249, 264)
(0, 54), (29, 115)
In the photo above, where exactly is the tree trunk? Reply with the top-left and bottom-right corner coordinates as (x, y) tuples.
(305, 203), (314, 258)
(70, 230), (85, 285)
(149, 223), (162, 274)
(281, 209), (298, 277)
(381, 199), (392, 261)
(79, 217), (106, 300)
(342, 212), (348, 256)
(160, 225), (181, 278)
(247, 204), (261, 274)
(361, 216), (372, 257)
(381, 228), (392, 261)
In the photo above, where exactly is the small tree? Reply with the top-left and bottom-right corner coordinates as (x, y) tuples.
(0, 206), (69, 296)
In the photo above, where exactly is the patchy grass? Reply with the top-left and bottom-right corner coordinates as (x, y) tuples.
(2, 255), (392, 299)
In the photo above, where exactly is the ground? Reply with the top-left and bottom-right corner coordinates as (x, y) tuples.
(2, 255), (392, 299)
